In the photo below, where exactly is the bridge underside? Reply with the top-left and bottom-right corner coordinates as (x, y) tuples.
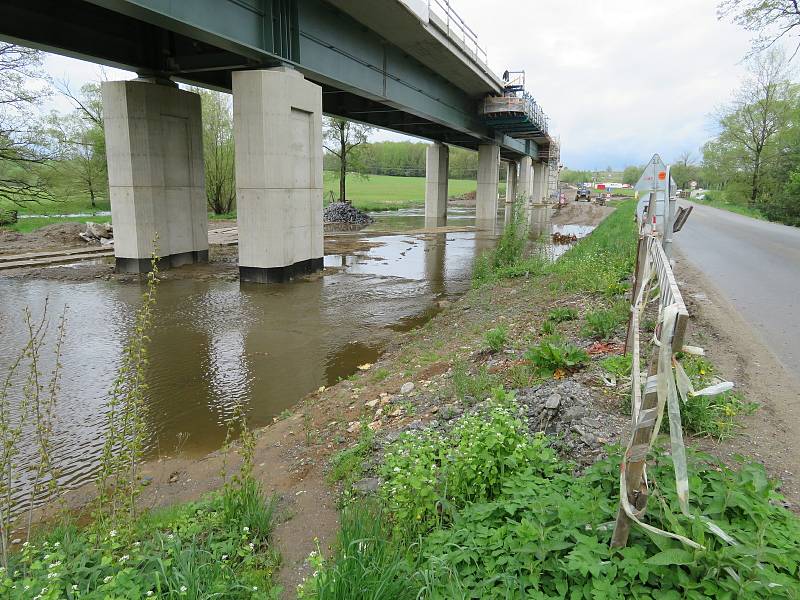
(0, 0), (534, 160)
(0, 0), (551, 282)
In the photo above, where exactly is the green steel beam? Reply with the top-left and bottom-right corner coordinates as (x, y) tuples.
(0, 0), (535, 157)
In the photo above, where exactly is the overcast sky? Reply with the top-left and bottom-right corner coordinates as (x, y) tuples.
(42, 0), (759, 170)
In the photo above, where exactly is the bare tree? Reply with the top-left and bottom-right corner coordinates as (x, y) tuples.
(714, 49), (796, 204)
(0, 43), (54, 205)
(675, 150), (695, 166)
(322, 117), (373, 204)
(719, 0), (800, 59)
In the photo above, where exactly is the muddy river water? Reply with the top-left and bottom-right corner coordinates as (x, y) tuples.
(0, 206), (588, 510)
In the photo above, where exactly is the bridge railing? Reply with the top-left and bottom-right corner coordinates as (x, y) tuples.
(428, 0), (488, 65)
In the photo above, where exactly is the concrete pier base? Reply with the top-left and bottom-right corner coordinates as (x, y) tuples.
(102, 79), (208, 273)
(232, 67), (323, 284)
(476, 144), (500, 222)
(425, 143), (449, 221)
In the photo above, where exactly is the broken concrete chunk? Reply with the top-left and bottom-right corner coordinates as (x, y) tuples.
(544, 394), (561, 410)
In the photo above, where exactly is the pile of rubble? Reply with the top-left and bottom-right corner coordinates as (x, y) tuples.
(323, 202), (374, 225)
(515, 379), (626, 466)
(79, 222), (114, 245)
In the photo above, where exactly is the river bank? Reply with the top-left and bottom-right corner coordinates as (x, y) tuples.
(6, 200), (800, 598)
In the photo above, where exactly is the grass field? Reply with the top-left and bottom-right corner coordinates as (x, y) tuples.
(323, 172), (481, 211)
(593, 187), (635, 197)
(0, 194), (112, 232)
(1, 174), (493, 232)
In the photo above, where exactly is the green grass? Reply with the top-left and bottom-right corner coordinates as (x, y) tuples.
(692, 191), (766, 221)
(550, 199), (637, 295)
(0, 195), (110, 216)
(593, 187), (635, 197)
(323, 172), (488, 211)
(328, 425), (374, 488)
(4, 479), (280, 598)
(209, 212), (236, 221)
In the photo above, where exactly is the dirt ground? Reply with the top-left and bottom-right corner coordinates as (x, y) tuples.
(552, 201), (615, 227)
(674, 249), (800, 504)
(0, 222), (88, 254)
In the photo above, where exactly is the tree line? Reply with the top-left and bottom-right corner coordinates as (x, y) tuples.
(0, 48), (496, 215)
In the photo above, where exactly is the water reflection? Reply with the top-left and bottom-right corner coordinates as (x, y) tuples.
(0, 212), (498, 508)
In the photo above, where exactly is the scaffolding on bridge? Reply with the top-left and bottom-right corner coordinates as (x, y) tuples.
(479, 71), (550, 140)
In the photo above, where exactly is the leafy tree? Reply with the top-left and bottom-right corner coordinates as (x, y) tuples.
(560, 168), (591, 185)
(194, 88), (235, 215)
(0, 43), (53, 205)
(622, 165), (641, 186)
(764, 168), (800, 225)
(712, 50), (795, 205)
(322, 117), (373, 203)
(47, 82), (107, 207)
(719, 0), (800, 59)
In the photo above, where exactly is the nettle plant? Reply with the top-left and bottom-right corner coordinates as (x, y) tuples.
(525, 336), (590, 377)
(379, 402), (561, 538)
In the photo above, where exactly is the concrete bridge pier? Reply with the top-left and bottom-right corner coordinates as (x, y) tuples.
(518, 156), (534, 204)
(232, 67), (324, 283)
(533, 161), (547, 203)
(102, 79), (209, 273)
(505, 160), (518, 204)
(425, 142), (449, 226)
(476, 144), (500, 222)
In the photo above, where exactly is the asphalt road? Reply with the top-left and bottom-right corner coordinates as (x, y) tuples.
(675, 202), (800, 381)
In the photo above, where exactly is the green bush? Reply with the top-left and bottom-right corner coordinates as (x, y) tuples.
(379, 403), (559, 538)
(547, 307), (578, 323)
(421, 452), (800, 598)
(483, 325), (508, 352)
(525, 337), (590, 376)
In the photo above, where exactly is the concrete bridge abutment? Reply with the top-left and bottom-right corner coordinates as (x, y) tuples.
(102, 79), (209, 273)
(232, 67), (324, 284)
(476, 144), (500, 222)
(425, 143), (449, 224)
